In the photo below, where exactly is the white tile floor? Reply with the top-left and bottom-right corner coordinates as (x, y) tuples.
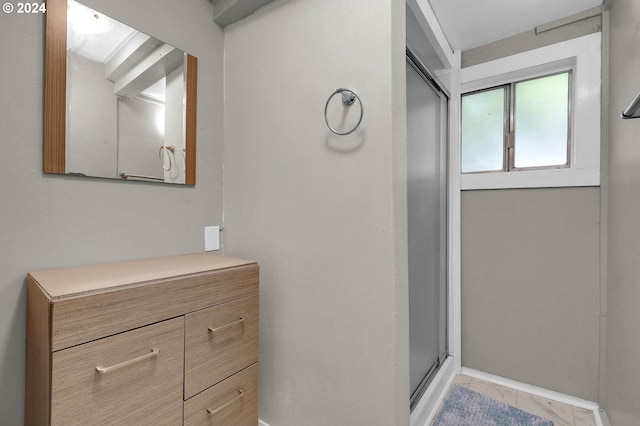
(432, 375), (597, 426)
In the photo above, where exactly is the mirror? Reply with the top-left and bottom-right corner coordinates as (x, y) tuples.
(44, 0), (197, 185)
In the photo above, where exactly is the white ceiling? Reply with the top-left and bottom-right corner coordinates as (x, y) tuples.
(427, 0), (603, 51)
(67, 0), (136, 63)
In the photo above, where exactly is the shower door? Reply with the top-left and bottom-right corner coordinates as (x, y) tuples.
(406, 51), (448, 410)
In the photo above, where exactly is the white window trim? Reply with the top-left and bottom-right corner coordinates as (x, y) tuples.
(460, 32), (601, 190)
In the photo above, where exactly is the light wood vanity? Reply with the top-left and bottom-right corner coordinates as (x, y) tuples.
(25, 253), (259, 425)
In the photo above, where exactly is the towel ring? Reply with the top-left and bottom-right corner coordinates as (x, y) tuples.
(159, 145), (175, 171)
(324, 88), (363, 136)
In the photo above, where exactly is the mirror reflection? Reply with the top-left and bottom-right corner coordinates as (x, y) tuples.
(64, 0), (193, 184)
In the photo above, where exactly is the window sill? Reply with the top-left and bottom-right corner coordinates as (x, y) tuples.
(460, 167), (600, 190)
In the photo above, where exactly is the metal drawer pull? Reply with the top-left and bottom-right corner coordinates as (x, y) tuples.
(95, 347), (160, 374)
(207, 389), (245, 416)
(208, 317), (245, 334)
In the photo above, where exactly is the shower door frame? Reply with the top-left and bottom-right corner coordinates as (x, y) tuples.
(406, 48), (450, 412)
(405, 2), (462, 425)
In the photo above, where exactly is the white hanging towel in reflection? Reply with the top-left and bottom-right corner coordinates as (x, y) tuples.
(164, 147), (185, 184)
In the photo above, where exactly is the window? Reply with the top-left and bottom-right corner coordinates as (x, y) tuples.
(460, 33), (601, 190)
(461, 71), (571, 174)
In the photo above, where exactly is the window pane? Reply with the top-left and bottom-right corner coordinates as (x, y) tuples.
(461, 88), (505, 173)
(514, 72), (569, 168)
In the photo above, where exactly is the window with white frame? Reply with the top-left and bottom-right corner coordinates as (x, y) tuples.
(462, 71), (572, 174)
(460, 32), (601, 190)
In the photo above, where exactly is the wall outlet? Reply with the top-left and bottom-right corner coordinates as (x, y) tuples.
(204, 226), (220, 251)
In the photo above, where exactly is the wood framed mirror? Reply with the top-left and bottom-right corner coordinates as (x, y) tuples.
(44, 0), (197, 185)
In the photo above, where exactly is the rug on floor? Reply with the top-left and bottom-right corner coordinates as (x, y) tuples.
(433, 385), (553, 426)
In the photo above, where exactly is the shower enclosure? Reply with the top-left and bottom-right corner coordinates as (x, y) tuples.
(406, 50), (449, 410)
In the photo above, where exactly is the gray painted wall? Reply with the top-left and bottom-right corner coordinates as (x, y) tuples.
(0, 0), (223, 423)
(459, 20), (605, 402)
(461, 188), (601, 400)
(223, 0), (409, 424)
(117, 97), (165, 179)
(605, 0), (640, 423)
(66, 53), (118, 178)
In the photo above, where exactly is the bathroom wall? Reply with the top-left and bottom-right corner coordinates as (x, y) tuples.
(222, 0), (409, 424)
(66, 53), (118, 178)
(117, 97), (165, 179)
(164, 65), (186, 184)
(605, 0), (640, 423)
(462, 188), (601, 400)
(460, 21), (604, 401)
(0, 0), (223, 423)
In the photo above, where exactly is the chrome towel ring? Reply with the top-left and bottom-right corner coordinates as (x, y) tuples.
(324, 88), (363, 136)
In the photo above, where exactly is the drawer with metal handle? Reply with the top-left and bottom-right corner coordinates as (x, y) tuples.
(50, 317), (184, 425)
(184, 363), (258, 426)
(184, 295), (259, 398)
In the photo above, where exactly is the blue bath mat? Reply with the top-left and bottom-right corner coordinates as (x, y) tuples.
(434, 385), (553, 425)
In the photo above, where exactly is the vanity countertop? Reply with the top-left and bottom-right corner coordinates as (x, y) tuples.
(29, 253), (256, 298)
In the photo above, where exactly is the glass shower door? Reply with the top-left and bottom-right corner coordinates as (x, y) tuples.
(406, 53), (448, 410)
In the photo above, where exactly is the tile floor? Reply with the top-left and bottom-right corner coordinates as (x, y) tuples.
(432, 374), (597, 426)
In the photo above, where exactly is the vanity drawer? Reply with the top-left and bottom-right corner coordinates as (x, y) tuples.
(184, 363), (259, 426)
(49, 263), (259, 351)
(51, 317), (184, 425)
(184, 295), (259, 398)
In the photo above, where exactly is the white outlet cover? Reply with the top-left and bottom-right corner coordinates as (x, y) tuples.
(204, 226), (220, 251)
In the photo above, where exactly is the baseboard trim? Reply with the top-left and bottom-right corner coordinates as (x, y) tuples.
(598, 409), (611, 426)
(259, 368), (609, 426)
(410, 356), (456, 426)
(460, 367), (604, 426)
